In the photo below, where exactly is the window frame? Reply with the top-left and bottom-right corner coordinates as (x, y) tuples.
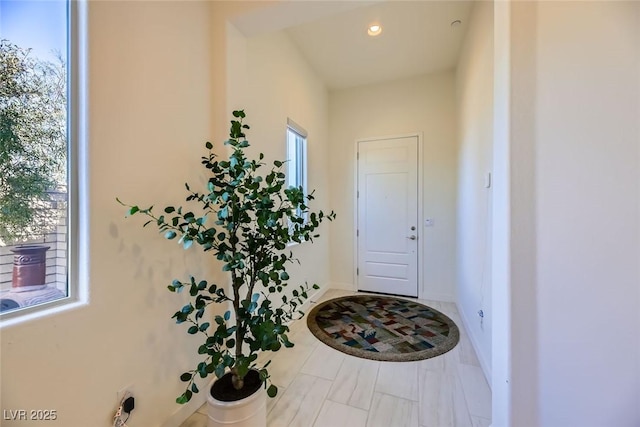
(286, 118), (308, 225)
(1, 0), (89, 328)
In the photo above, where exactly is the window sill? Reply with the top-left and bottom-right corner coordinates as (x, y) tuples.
(286, 237), (309, 248)
(0, 298), (88, 329)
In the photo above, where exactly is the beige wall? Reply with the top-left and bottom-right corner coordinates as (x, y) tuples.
(226, 25), (333, 303)
(534, 2), (639, 425)
(246, 31), (332, 291)
(329, 72), (458, 301)
(210, 2), (273, 145)
(1, 2), (216, 426)
(1, 3), (334, 426)
(455, 0), (494, 380)
(506, 1), (640, 425)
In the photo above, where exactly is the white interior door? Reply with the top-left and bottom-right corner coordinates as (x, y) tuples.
(357, 136), (419, 297)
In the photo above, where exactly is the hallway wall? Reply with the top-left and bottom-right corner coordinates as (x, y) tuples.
(329, 72), (458, 302)
(1, 2), (217, 425)
(226, 26), (333, 299)
(455, 0), (494, 381)
(508, 2), (640, 425)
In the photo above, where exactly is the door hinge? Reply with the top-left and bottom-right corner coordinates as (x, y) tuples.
(357, 229), (359, 237)
(357, 190), (359, 198)
(357, 267), (359, 275)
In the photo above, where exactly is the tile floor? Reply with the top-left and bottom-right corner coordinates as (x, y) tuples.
(179, 289), (492, 427)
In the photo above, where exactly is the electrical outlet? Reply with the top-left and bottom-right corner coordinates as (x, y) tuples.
(117, 384), (135, 403)
(478, 309), (485, 330)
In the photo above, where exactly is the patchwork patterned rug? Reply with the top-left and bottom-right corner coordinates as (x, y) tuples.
(306, 294), (459, 362)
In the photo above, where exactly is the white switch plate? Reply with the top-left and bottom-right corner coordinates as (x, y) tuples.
(425, 218), (434, 227)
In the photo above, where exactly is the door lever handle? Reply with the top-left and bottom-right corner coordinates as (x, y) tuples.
(407, 235), (417, 240)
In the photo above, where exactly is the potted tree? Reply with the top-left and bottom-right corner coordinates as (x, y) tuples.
(0, 40), (67, 292)
(118, 111), (334, 427)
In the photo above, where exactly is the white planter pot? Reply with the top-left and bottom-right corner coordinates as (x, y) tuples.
(206, 379), (266, 427)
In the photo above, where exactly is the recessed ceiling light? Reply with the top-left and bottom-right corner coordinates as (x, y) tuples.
(367, 23), (382, 37)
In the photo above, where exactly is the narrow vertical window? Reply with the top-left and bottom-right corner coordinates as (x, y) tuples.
(1, 0), (83, 322)
(286, 118), (307, 224)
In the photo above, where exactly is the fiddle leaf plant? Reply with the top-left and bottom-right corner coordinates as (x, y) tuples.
(118, 110), (335, 403)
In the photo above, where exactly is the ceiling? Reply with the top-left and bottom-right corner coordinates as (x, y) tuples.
(231, 1), (474, 91)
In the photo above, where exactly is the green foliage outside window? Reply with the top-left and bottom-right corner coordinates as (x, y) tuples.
(0, 40), (67, 245)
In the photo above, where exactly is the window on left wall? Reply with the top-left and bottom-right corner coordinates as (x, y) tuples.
(286, 119), (308, 224)
(0, 0), (85, 323)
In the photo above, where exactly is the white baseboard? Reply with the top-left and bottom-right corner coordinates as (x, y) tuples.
(327, 281), (356, 291)
(421, 290), (455, 303)
(456, 301), (492, 388)
(297, 281), (332, 314)
(327, 282), (454, 303)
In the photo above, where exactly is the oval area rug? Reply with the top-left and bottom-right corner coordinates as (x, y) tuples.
(306, 294), (459, 362)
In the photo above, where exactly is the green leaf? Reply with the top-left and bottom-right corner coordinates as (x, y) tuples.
(224, 311), (231, 321)
(191, 383), (199, 393)
(176, 393), (190, 404)
(165, 206), (175, 213)
(198, 362), (207, 377)
(282, 334), (294, 348)
(165, 230), (177, 240)
(218, 206), (229, 219)
(205, 141), (213, 149)
(188, 326), (198, 334)
(267, 384), (278, 398)
(215, 364), (225, 379)
(183, 239), (193, 250)
(128, 206), (139, 216)
(180, 372), (192, 382)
